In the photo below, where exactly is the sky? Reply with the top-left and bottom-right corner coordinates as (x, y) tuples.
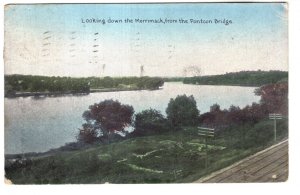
(4, 3), (288, 77)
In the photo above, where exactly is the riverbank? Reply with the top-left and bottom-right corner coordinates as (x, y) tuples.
(182, 71), (288, 87)
(90, 86), (161, 93)
(5, 75), (165, 98)
(4, 87), (163, 98)
(5, 119), (288, 184)
(163, 71), (288, 87)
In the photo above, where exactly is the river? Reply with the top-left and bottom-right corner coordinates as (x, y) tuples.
(4, 82), (260, 154)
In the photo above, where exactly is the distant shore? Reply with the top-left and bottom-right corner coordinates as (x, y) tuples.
(5, 75), (165, 98)
(5, 87), (161, 98)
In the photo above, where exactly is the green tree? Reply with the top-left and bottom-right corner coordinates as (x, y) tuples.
(210, 103), (221, 113)
(166, 95), (199, 126)
(133, 109), (169, 136)
(102, 77), (115, 88)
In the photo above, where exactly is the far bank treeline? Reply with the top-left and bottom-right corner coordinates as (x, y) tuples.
(167, 71), (288, 86)
(4, 75), (164, 97)
(5, 70), (288, 97)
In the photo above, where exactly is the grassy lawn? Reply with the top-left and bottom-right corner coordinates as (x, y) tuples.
(5, 119), (288, 184)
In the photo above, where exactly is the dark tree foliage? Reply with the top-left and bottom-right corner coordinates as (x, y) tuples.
(210, 103), (221, 113)
(4, 75), (164, 97)
(199, 104), (228, 128)
(77, 124), (98, 144)
(200, 103), (270, 129)
(132, 109), (169, 137)
(255, 81), (288, 115)
(78, 100), (134, 143)
(5, 75), (90, 95)
(183, 70), (288, 87)
(87, 76), (164, 89)
(166, 95), (199, 126)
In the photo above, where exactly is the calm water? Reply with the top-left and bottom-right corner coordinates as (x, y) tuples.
(4, 82), (260, 154)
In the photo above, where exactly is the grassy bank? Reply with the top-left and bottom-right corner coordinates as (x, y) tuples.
(5, 119), (288, 184)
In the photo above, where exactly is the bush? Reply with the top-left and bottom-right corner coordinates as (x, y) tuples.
(133, 109), (170, 136)
(77, 123), (98, 144)
(244, 122), (273, 148)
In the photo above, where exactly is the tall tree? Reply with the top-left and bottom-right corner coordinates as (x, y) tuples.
(166, 95), (199, 126)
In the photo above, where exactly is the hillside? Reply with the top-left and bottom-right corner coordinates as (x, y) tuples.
(168, 71), (288, 86)
(5, 119), (288, 184)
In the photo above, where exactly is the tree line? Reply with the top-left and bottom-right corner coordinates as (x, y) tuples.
(5, 75), (164, 97)
(182, 70), (288, 86)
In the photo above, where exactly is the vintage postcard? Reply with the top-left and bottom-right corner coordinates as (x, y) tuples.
(4, 3), (288, 184)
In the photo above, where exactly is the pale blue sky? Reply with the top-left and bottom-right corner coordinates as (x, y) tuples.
(4, 3), (288, 77)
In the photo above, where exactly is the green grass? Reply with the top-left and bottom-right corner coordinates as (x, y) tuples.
(5, 119), (288, 184)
